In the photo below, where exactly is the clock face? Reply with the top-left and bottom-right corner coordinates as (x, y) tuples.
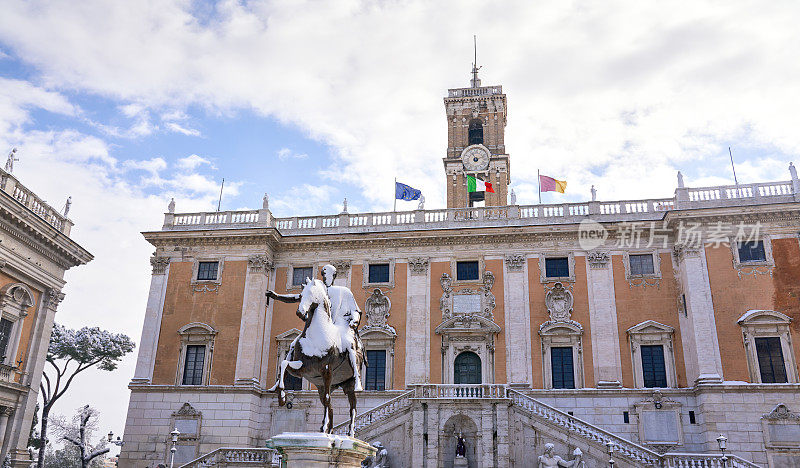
(461, 145), (490, 171)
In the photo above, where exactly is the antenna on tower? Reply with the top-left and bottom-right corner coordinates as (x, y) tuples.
(470, 35), (482, 88)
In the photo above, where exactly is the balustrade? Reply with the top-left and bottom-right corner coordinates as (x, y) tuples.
(180, 448), (279, 467)
(2, 167), (70, 233)
(160, 180), (795, 239)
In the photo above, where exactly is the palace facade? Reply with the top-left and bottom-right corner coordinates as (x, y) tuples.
(0, 166), (92, 466)
(119, 71), (800, 468)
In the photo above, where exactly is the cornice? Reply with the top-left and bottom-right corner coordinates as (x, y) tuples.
(143, 228), (282, 250)
(0, 192), (92, 268)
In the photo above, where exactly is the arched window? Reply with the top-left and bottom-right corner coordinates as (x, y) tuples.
(454, 351), (482, 384)
(468, 119), (483, 145)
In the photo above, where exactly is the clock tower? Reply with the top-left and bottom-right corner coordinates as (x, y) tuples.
(443, 61), (510, 208)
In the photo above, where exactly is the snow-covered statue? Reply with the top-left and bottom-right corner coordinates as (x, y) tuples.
(538, 444), (584, 468)
(417, 195), (425, 210)
(266, 264), (365, 435)
(361, 441), (389, 468)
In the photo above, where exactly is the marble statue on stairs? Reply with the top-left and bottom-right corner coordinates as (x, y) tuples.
(538, 444), (584, 468)
(361, 441), (389, 468)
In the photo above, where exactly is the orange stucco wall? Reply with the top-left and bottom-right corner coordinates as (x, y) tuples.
(706, 239), (800, 381)
(527, 257), (594, 388)
(771, 238), (800, 374)
(152, 260), (246, 385)
(0, 271), (42, 384)
(612, 253), (688, 388)
(351, 263), (408, 390)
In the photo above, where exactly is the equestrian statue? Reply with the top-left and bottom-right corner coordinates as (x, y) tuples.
(266, 264), (366, 436)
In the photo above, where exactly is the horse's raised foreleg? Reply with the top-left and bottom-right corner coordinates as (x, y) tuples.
(342, 377), (357, 438)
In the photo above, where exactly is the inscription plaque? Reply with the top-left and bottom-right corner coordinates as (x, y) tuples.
(453, 294), (481, 314)
(641, 411), (679, 443)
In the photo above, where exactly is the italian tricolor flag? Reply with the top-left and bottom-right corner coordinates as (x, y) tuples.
(467, 175), (494, 193)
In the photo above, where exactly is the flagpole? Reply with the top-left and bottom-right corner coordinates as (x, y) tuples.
(394, 177), (397, 212)
(729, 147), (740, 197)
(538, 169), (542, 204)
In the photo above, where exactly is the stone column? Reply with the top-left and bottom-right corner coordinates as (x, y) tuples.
(131, 256), (171, 383)
(405, 258), (430, 385)
(425, 402), (439, 464)
(674, 246), (724, 384)
(8, 290), (62, 467)
(0, 406), (14, 462)
(259, 266), (278, 388)
(502, 254), (532, 385)
(411, 401), (425, 467)
(234, 255), (271, 386)
(585, 251), (623, 387)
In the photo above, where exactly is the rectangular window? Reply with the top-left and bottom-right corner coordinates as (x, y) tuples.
(196, 261), (219, 281)
(182, 345), (206, 385)
(0, 318), (13, 360)
(292, 267), (313, 286)
(629, 254), (655, 275)
(284, 372), (303, 391)
(551, 346), (575, 389)
(456, 261), (480, 281)
(368, 264), (390, 284)
(545, 257), (570, 278)
(641, 345), (668, 387)
(365, 350), (386, 391)
(755, 337), (787, 383)
(738, 240), (766, 263)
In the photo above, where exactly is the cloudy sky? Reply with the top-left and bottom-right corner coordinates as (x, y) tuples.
(1, 0), (799, 454)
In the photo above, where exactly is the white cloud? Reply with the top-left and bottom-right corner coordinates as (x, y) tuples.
(1, 0), (797, 210)
(165, 121), (201, 136)
(276, 147), (308, 161)
(176, 153), (215, 170)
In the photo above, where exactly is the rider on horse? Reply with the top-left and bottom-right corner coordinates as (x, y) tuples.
(266, 264), (365, 391)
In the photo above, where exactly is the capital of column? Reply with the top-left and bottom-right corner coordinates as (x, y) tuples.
(46, 290), (65, 311)
(586, 251), (611, 269)
(330, 260), (351, 275)
(150, 256), (170, 275)
(247, 254), (273, 274)
(504, 254), (525, 271)
(408, 257), (429, 275)
(672, 244), (702, 263)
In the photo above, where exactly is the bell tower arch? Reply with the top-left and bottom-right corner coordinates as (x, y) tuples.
(443, 49), (510, 209)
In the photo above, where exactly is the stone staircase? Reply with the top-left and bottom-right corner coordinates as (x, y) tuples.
(334, 385), (761, 468)
(180, 448), (279, 468)
(181, 385), (762, 468)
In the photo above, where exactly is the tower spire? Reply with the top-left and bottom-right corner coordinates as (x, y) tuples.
(470, 35), (482, 88)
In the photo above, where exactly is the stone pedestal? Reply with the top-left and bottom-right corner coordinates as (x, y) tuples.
(266, 432), (375, 468)
(454, 455), (469, 467)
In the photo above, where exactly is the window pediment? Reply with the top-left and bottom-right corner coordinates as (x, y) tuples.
(539, 321), (583, 336)
(627, 320), (674, 336)
(435, 315), (501, 335)
(0, 283), (35, 311)
(178, 322), (217, 337)
(738, 309), (791, 326)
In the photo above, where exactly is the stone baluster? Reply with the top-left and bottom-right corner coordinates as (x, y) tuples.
(673, 246), (724, 384)
(234, 255), (272, 386)
(131, 256), (171, 383)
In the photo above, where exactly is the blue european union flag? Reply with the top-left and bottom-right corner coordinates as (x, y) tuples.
(395, 182), (422, 201)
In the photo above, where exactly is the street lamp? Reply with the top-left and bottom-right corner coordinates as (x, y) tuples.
(716, 434), (728, 467)
(107, 431), (124, 447)
(169, 428), (180, 468)
(606, 440), (616, 468)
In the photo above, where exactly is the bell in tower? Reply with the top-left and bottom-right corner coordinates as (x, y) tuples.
(443, 39), (510, 209)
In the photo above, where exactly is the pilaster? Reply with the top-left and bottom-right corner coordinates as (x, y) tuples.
(131, 256), (171, 383)
(674, 246), (724, 384)
(585, 251), (623, 387)
(503, 254), (532, 385)
(234, 255), (271, 386)
(405, 258), (430, 385)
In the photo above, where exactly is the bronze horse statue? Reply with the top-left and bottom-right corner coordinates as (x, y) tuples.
(268, 277), (365, 436)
